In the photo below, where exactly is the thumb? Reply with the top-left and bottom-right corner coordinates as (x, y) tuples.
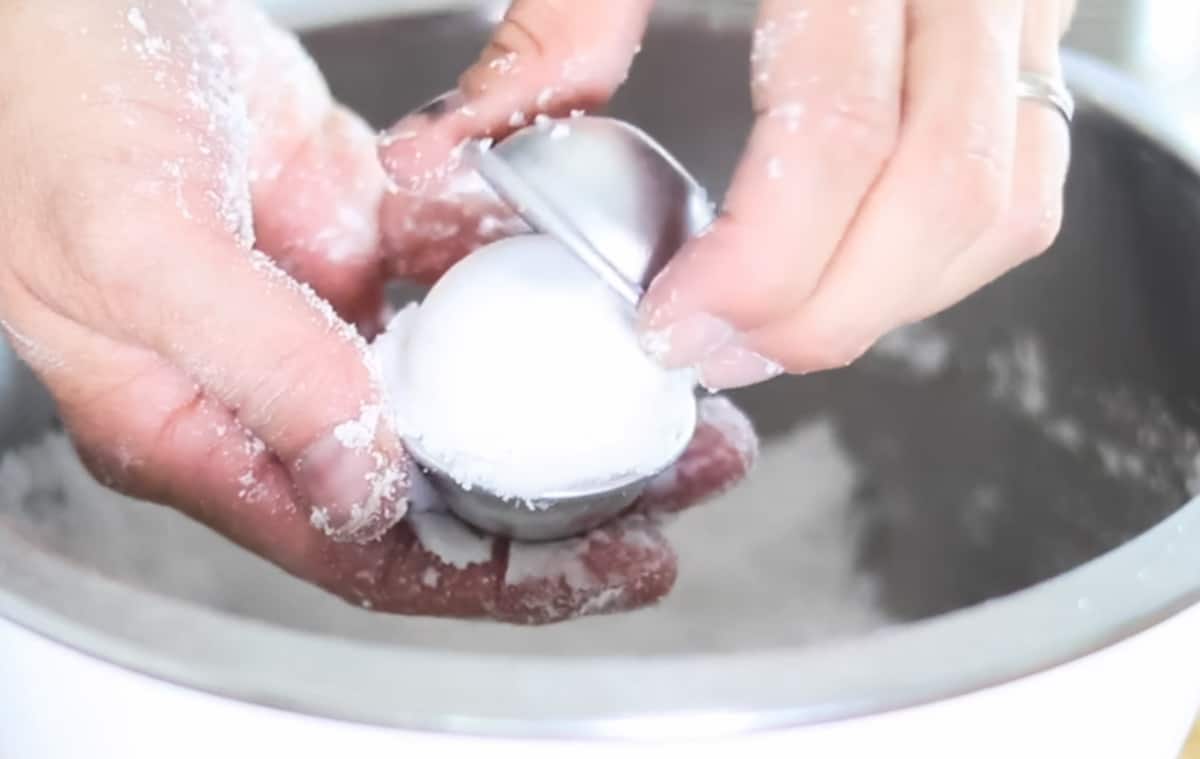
(379, 0), (654, 193)
(121, 232), (409, 543)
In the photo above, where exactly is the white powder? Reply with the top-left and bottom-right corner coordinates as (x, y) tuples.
(505, 534), (595, 587)
(981, 334), (1200, 498)
(126, 7), (148, 35)
(535, 86), (556, 110)
(643, 420), (891, 646)
(421, 567), (441, 588)
(766, 156), (784, 180)
(487, 51), (519, 74)
(0, 418), (889, 650)
(406, 511), (493, 569)
(372, 235), (697, 500)
(988, 336), (1048, 416)
(771, 102), (805, 133)
(0, 320), (65, 372)
(871, 323), (952, 378)
(332, 404), (381, 450)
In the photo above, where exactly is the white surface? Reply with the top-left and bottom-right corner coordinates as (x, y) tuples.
(374, 234), (695, 498)
(4, 603), (1200, 757)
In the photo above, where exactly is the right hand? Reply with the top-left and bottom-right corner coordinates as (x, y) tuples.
(381, 0), (1073, 390)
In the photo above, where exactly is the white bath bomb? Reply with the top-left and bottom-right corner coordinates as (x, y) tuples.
(373, 234), (696, 499)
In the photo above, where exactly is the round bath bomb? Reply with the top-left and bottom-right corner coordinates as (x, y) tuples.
(373, 234), (696, 499)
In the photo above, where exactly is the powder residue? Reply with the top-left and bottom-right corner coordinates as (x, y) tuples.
(871, 323), (952, 378)
(0, 411), (889, 647)
(407, 511), (493, 569)
(505, 537), (594, 588)
(332, 404), (382, 451)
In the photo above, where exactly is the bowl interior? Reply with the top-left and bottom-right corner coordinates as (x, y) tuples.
(2, 2), (1200, 665)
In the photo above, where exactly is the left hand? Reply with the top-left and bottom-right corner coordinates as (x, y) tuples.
(0, 0), (753, 625)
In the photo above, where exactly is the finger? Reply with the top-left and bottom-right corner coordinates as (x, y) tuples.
(0, 279), (300, 527)
(2, 279), (350, 581)
(493, 397), (763, 623)
(639, 396), (758, 515)
(26, 2), (408, 541)
(738, 0), (1024, 376)
(183, 246), (409, 542)
(639, 0), (905, 375)
(378, 160), (528, 286)
(46, 342), (492, 617)
(54, 181), (410, 543)
(914, 104), (1068, 317)
(493, 516), (675, 624)
(203, 1), (389, 327)
(916, 0), (1072, 316)
(376, 0), (654, 283)
(378, 0), (653, 196)
(249, 106), (388, 330)
(65, 362), (678, 625)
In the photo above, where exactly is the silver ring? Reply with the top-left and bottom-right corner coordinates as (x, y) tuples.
(1017, 71), (1075, 127)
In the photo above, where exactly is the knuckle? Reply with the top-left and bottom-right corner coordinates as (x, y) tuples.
(243, 341), (319, 416)
(474, 6), (625, 99)
(488, 12), (553, 64)
(961, 162), (1009, 233)
(72, 433), (128, 492)
(45, 164), (170, 320)
(149, 387), (209, 457)
(1011, 193), (1065, 258)
(812, 91), (899, 162)
(778, 324), (875, 373)
(797, 341), (866, 373)
(929, 147), (1010, 241)
(46, 169), (131, 287)
(235, 337), (363, 444)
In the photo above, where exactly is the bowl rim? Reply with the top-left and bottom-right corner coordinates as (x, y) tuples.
(2, 7), (1200, 741)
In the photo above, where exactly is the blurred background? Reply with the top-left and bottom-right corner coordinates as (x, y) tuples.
(1067, 0), (1200, 142)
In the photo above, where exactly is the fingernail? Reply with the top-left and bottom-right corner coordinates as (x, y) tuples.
(696, 340), (784, 391)
(378, 96), (454, 150)
(404, 89), (465, 124)
(379, 90), (469, 192)
(295, 425), (409, 543)
(379, 91), (462, 150)
(638, 312), (736, 368)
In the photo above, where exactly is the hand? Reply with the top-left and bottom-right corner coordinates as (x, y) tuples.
(380, 0), (1075, 389)
(0, 0), (754, 624)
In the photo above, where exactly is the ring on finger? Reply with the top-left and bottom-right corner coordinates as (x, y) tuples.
(1016, 70), (1074, 128)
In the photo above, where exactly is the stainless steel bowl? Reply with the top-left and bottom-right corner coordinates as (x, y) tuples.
(3, 0), (1200, 744)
